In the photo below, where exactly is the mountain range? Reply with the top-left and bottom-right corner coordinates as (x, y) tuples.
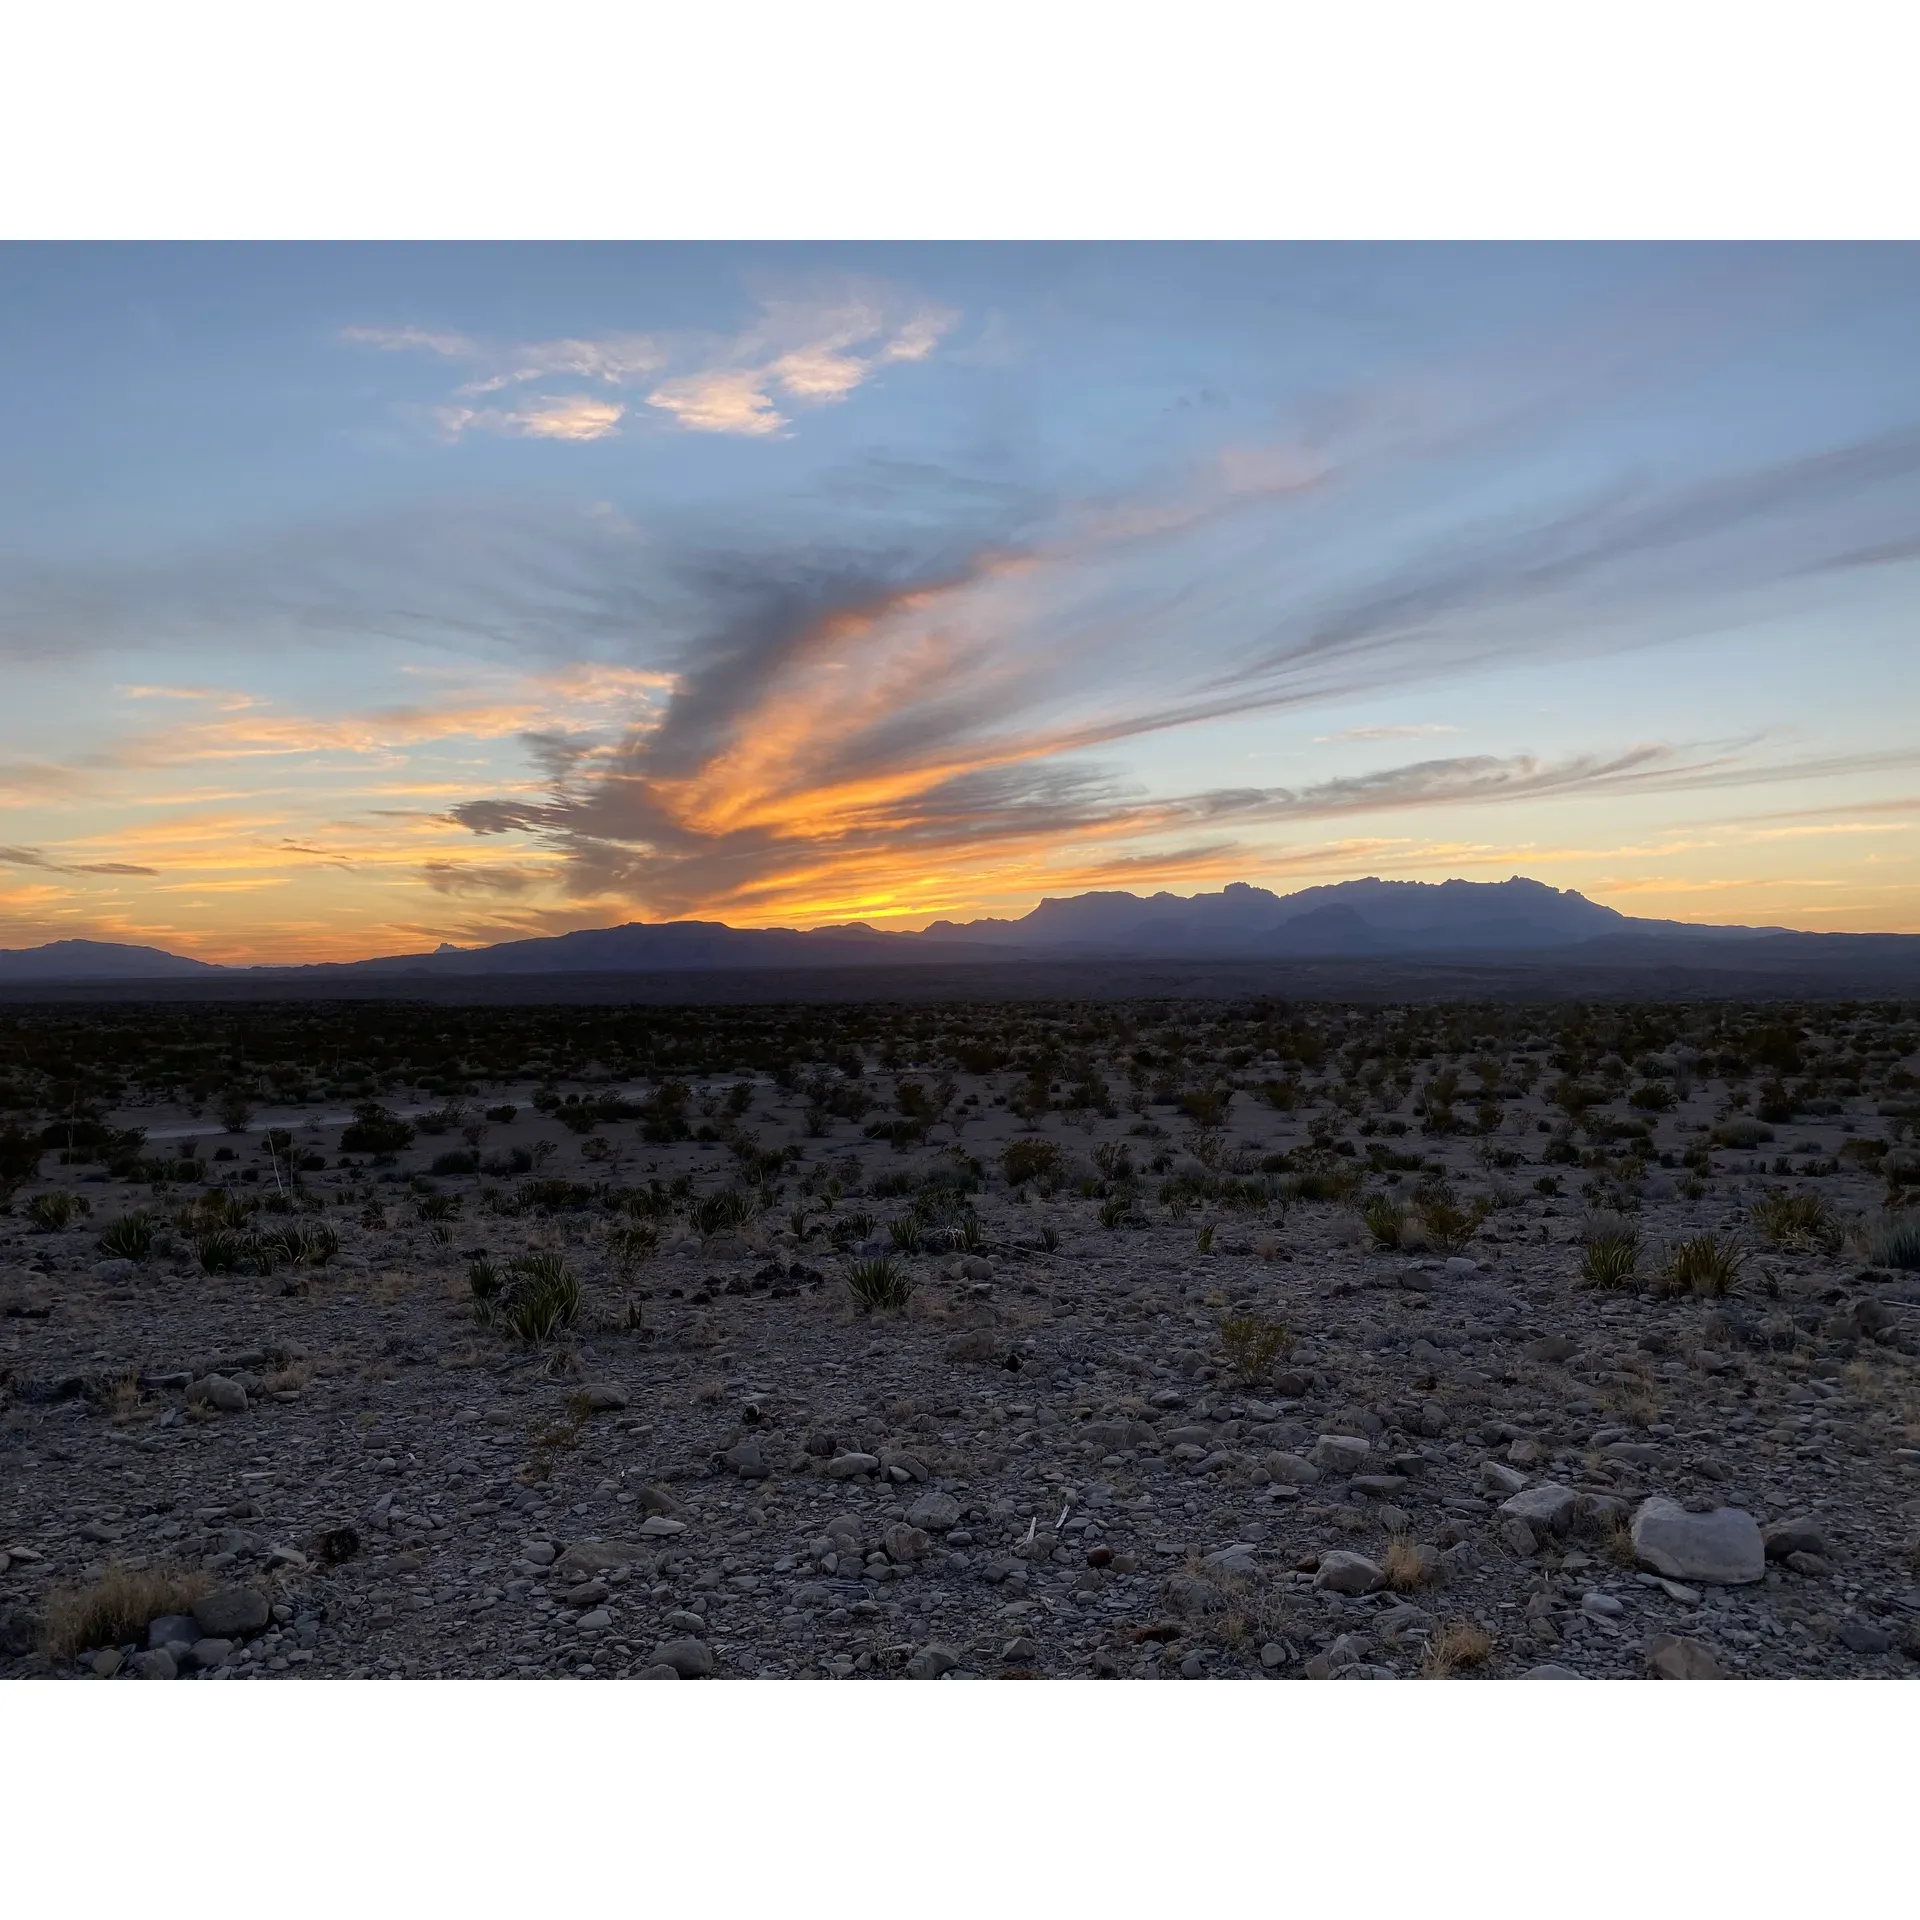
(2, 876), (1914, 984)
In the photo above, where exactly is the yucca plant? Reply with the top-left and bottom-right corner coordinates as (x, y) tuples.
(1195, 1222), (1216, 1254)
(689, 1187), (758, 1237)
(888, 1214), (923, 1253)
(847, 1254), (914, 1311)
(829, 1210), (876, 1250)
(956, 1210), (987, 1255)
(1098, 1196), (1131, 1230)
(1661, 1232), (1744, 1297)
(97, 1211), (157, 1260)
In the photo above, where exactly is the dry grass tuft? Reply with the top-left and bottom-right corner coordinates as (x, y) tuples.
(1383, 1533), (1432, 1592)
(39, 1560), (212, 1658)
(1420, 1618), (1493, 1678)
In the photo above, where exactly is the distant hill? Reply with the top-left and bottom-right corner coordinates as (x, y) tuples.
(1, 876), (1909, 987)
(0, 938), (224, 982)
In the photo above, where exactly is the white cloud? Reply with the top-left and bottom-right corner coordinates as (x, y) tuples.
(643, 371), (784, 437)
(344, 288), (957, 444)
(433, 395), (625, 442)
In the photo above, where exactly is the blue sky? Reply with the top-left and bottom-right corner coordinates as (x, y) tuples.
(1, 243), (1917, 960)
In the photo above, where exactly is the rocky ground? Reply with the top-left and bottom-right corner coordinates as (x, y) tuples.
(3, 996), (1918, 1681)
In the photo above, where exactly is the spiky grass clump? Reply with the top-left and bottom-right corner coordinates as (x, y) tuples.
(1580, 1223), (1642, 1290)
(1660, 1232), (1744, 1297)
(888, 1214), (923, 1253)
(97, 1211), (157, 1260)
(847, 1254), (914, 1311)
(689, 1187), (759, 1238)
(472, 1251), (582, 1340)
(28, 1191), (88, 1232)
(1750, 1189), (1840, 1252)
(1360, 1194), (1404, 1249)
(38, 1561), (212, 1658)
(1867, 1215), (1920, 1272)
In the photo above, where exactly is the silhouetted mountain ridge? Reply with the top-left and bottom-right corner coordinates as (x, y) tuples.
(2, 875), (1907, 982)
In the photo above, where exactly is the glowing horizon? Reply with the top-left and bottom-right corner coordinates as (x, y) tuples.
(3, 243), (1918, 964)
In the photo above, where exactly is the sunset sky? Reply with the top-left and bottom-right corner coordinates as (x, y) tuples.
(2, 242), (1917, 963)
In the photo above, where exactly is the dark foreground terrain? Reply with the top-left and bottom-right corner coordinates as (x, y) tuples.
(2, 991), (1917, 1681)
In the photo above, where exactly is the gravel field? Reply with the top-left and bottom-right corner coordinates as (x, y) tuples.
(4, 992), (1917, 1681)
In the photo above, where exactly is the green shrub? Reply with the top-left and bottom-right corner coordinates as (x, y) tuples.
(1219, 1313), (1295, 1387)
(888, 1214), (923, 1253)
(341, 1103), (414, 1156)
(1001, 1139), (1063, 1186)
(1711, 1117), (1774, 1149)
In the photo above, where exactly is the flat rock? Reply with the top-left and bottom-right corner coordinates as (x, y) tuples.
(1519, 1663), (1583, 1678)
(555, 1539), (655, 1578)
(906, 1642), (960, 1678)
(1646, 1632), (1727, 1679)
(1480, 1460), (1528, 1495)
(1263, 1451), (1322, 1485)
(1630, 1497), (1764, 1585)
(906, 1490), (962, 1533)
(650, 1636), (714, 1678)
(1763, 1516), (1828, 1562)
(825, 1452), (880, 1479)
(1309, 1434), (1370, 1474)
(192, 1586), (269, 1638)
(580, 1382), (629, 1411)
(1500, 1484), (1577, 1535)
(721, 1437), (769, 1479)
(147, 1612), (199, 1649)
(1312, 1550), (1384, 1596)
(637, 1515), (687, 1537)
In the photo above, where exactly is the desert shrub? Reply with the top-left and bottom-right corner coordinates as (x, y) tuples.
(1750, 1189), (1839, 1251)
(97, 1211), (157, 1260)
(431, 1150), (478, 1176)
(1098, 1196), (1135, 1230)
(1195, 1222), (1216, 1254)
(341, 1103), (414, 1156)
(1711, 1117), (1774, 1149)
(1417, 1195), (1479, 1255)
(38, 1561), (213, 1658)
(1002, 1139), (1063, 1187)
(485, 1104), (517, 1124)
(515, 1178), (599, 1215)
(847, 1254), (913, 1311)
(1867, 1215), (1920, 1271)
(1660, 1232), (1744, 1297)
(1218, 1314), (1294, 1387)
(0, 1120), (44, 1200)
(608, 1222), (659, 1264)
(28, 1190), (88, 1231)
(1628, 1082), (1677, 1112)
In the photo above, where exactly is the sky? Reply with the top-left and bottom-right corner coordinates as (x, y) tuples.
(1, 242), (1917, 963)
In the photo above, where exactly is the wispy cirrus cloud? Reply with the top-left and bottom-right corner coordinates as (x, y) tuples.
(344, 285), (958, 442)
